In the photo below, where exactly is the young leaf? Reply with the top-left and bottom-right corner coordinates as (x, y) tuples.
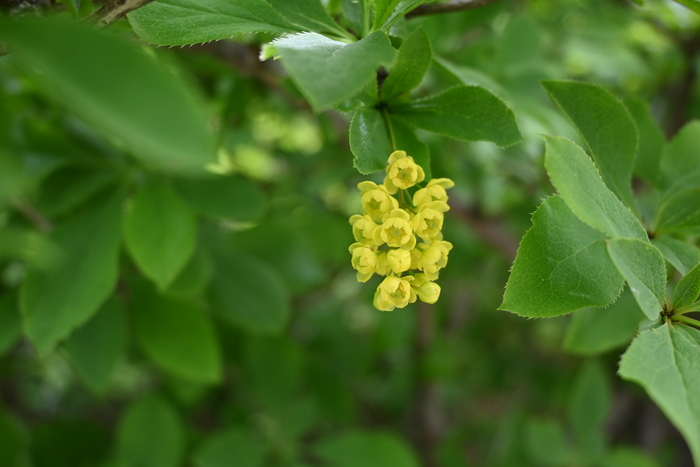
(350, 108), (392, 174)
(274, 31), (396, 111)
(64, 296), (127, 394)
(501, 196), (624, 318)
(314, 431), (420, 467)
(619, 324), (700, 465)
(381, 28), (432, 102)
(174, 175), (267, 222)
(542, 80), (637, 208)
(672, 262), (700, 309)
(562, 289), (644, 356)
(128, 0), (302, 46)
(208, 251), (290, 334)
(132, 284), (223, 384)
(606, 238), (666, 320)
(391, 86), (522, 147)
(390, 117), (431, 180)
(116, 395), (185, 467)
(22, 192), (122, 354)
(372, 0), (402, 29)
(0, 294), (21, 358)
(542, 136), (646, 240)
(652, 236), (700, 276)
(658, 121), (700, 190)
(269, 0), (346, 36)
(0, 18), (216, 173)
(124, 179), (197, 290)
(194, 428), (267, 467)
(625, 98), (664, 185)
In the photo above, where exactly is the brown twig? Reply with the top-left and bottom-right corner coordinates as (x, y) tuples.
(406, 0), (502, 18)
(89, 0), (155, 27)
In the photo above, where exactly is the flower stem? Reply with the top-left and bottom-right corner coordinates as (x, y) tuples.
(672, 314), (700, 328)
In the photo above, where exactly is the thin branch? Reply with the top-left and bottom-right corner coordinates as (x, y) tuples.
(89, 0), (155, 27)
(406, 0), (502, 18)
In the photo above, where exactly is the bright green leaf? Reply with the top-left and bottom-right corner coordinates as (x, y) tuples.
(381, 28), (432, 102)
(673, 262), (700, 309)
(0, 18), (216, 172)
(209, 251), (290, 334)
(607, 238), (666, 320)
(619, 324), (700, 465)
(124, 179), (197, 290)
(625, 98), (664, 185)
(563, 289), (644, 355)
(174, 175), (267, 222)
(0, 294), (21, 358)
(542, 135), (646, 240)
(391, 86), (522, 147)
(133, 284), (222, 383)
(116, 395), (185, 467)
(64, 296), (127, 394)
(372, 0), (401, 29)
(542, 80), (637, 208)
(194, 428), (267, 467)
(350, 108), (391, 174)
(274, 31), (396, 111)
(501, 196), (624, 317)
(269, 0), (345, 36)
(315, 431), (419, 467)
(652, 236), (700, 276)
(22, 192), (122, 354)
(128, 0), (302, 46)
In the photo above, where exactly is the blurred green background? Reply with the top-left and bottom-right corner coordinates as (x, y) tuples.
(1, 0), (699, 466)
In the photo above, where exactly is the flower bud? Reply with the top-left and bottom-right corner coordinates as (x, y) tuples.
(387, 248), (411, 274)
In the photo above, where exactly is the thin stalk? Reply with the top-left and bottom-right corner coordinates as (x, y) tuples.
(382, 108), (397, 151)
(672, 314), (700, 328)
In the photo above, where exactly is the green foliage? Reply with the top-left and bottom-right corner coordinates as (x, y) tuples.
(174, 175), (267, 222)
(380, 28), (432, 102)
(194, 428), (267, 467)
(673, 262), (700, 309)
(314, 431), (420, 467)
(350, 108), (391, 173)
(0, 294), (21, 358)
(652, 236), (700, 275)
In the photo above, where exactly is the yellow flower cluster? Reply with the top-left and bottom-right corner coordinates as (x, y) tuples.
(349, 150), (455, 311)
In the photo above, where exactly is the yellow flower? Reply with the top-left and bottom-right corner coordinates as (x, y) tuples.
(412, 201), (450, 242)
(374, 209), (416, 250)
(349, 243), (377, 282)
(418, 240), (453, 280)
(413, 178), (455, 207)
(387, 248), (411, 274)
(376, 251), (390, 276)
(373, 275), (417, 311)
(383, 150), (425, 194)
(349, 214), (379, 246)
(358, 181), (398, 222)
(411, 273), (441, 303)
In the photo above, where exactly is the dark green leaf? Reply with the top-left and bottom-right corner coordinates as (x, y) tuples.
(22, 192), (122, 354)
(274, 31), (396, 111)
(0, 18), (216, 172)
(542, 80), (637, 208)
(0, 294), (21, 358)
(567, 360), (611, 457)
(350, 108), (391, 174)
(392, 86), (522, 147)
(315, 431), (419, 467)
(64, 296), (127, 394)
(543, 135), (646, 240)
(36, 166), (119, 218)
(243, 336), (303, 411)
(673, 262), (700, 309)
(652, 236), (700, 276)
(124, 179), (197, 290)
(625, 98), (664, 185)
(164, 249), (210, 298)
(0, 410), (23, 467)
(381, 28), (432, 102)
(174, 175), (267, 222)
(128, 0), (302, 46)
(501, 196), (624, 317)
(194, 428), (267, 467)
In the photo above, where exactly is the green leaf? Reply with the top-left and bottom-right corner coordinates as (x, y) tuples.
(501, 196), (624, 317)
(381, 28), (432, 102)
(390, 117), (431, 180)
(64, 296), (127, 394)
(562, 289), (644, 355)
(350, 108), (391, 174)
(174, 175), (267, 222)
(391, 86), (522, 147)
(0, 18), (216, 173)
(525, 419), (570, 465)
(658, 121), (700, 190)
(35, 166), (119, 218)
(22, 192), (122, 354)
(542, 80), (637, 208)
(372, 0), (401, 29)
(194, 428), (267, 467)
(383, 0), (428, 27)
(269, 0), (345, 36)
(607, 238), (666, 320)
(0, 410), (24, 467)
(672, 0), (700, 15)
(314, 431), (419, 467)
(567, 360), (611, 457)
(603, 447), (661, 467)
(128, 0), (302, 46)
(652, 236), (700, 276)
(653, 188), (700, 234)
(124, 179), (197, 290)
(0, 294), (21, 358)
(625, 98), (664, 185)
(542, 136), (646, 240)
(133, 284), (222, 384)
(116, 395), (185, 467)
(619, 324), (700, 465)
(164, 249), (210, 299)
(208, 251), (290, 334)
(673, 262), (700, 309)
(273, 31), (396, 111)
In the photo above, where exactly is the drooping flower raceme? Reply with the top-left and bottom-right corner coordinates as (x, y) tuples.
(349, 150), (454, 311)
